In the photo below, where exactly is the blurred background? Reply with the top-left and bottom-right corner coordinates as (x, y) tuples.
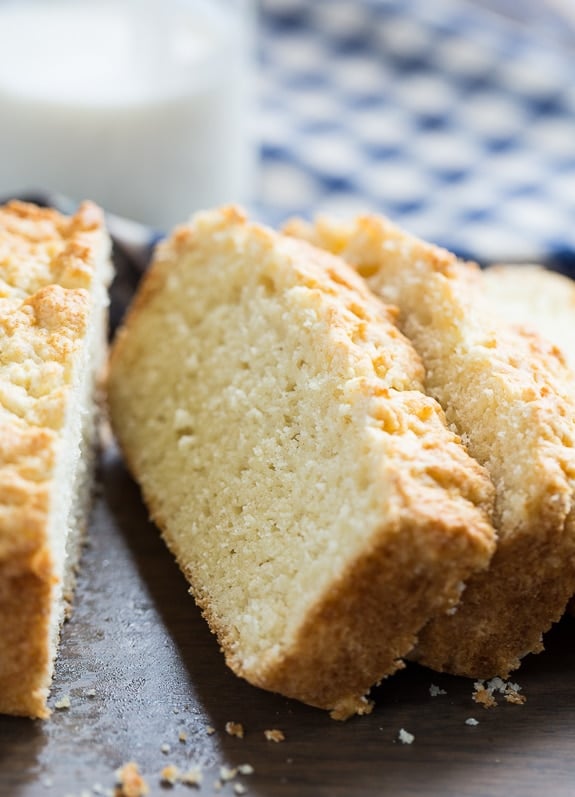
(255, 0), (575, 267)
(0, 0), (573, 269)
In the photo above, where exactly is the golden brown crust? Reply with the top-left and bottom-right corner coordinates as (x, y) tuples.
(287, 214), (575, 678)
(0, 200), (108, 718)
(225, 484), (495, 717)
(109, 206), (496, 716)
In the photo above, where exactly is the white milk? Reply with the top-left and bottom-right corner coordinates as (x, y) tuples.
(0, 0), (254, 227)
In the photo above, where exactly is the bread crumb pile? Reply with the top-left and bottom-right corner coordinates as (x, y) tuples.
(472, 677), (525, 708)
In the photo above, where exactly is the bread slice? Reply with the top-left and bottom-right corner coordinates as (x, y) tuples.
(483, 264), (575, 622)
(0, 200), (112, 718)
(483, 264), (575, 372)
(286, 215), (575, 678)
(108, 206), (495, 718)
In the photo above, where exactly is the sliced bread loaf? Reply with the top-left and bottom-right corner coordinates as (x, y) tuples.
(286, 215), (575, 678)
(108, 207), (495, 717)
(0, 200), (112, 717)
(482, 264), (575, 372)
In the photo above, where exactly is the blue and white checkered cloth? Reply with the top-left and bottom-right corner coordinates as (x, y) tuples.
(15, 0), (575, 279)
(256, 0), (575, 272)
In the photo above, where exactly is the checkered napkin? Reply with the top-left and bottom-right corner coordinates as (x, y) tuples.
(13, 0), (575, 285)
(256, 0), (575, 272)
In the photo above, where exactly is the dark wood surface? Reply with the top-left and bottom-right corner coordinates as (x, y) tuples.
(2, 440), (575, 796)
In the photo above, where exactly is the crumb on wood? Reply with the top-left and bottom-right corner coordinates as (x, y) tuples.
(225, 721), (245, 739)
(206, 725), (216, 735)
(264, 729), (285, 743)
(220, 766), (237, 782)
(234, 785), (247, 795)
(429, 684), (447, 697)
(505, 690), (526, 705)
(181, 767), (203, 787)
(472, 685), (497, 708)
(398, 728), (414, 745)
(472, 677), (525, 709)
(54, 695), (71, 710)
(160, 764), (180, 786)
(237, 764), (254, 775)
(465, 718), (479, 726)
(114, 762), (149, 797)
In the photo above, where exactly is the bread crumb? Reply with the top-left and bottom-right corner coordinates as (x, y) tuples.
(234, 785), (247, 795)
(472, 685), (497, 708)
(218, 766), (236, 782)
(42, 777), (53, 788)
(505, 690), (526, 705)
(86, 688), (96, 697)
(225, 721), (245, 739)
(206, 726), (216, 735)
(473, 678), (525, 708)
(465, 718), (479, 726)
(181, 767), (203, 787)
(213, 780), (222, 792)
(178, 729), (188, 742)
(114, 762), (149, 797)
(398, 728), (414, 744)
(329, 695), (373, 720)
(429, 684), (447, 697)
(160, 765), (180, 786)
(237, 764), (254, 775)
(264, 729), (285, 743)
(54, 695), (71, 710)
(160, 743), (171, 754)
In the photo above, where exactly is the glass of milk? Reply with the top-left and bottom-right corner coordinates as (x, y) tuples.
(0, 0), (255, 228)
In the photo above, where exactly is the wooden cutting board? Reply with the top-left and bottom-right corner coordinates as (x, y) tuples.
(1, 438), (575, 797)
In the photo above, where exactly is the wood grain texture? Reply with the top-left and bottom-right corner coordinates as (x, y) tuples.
(1, 441), (575, 796)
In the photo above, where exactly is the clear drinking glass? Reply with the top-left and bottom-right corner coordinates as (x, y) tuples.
(0, 0), (256, 228)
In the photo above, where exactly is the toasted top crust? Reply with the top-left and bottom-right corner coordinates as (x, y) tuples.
(285, 214), (575, 540)
(0, 201), (109, 569)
